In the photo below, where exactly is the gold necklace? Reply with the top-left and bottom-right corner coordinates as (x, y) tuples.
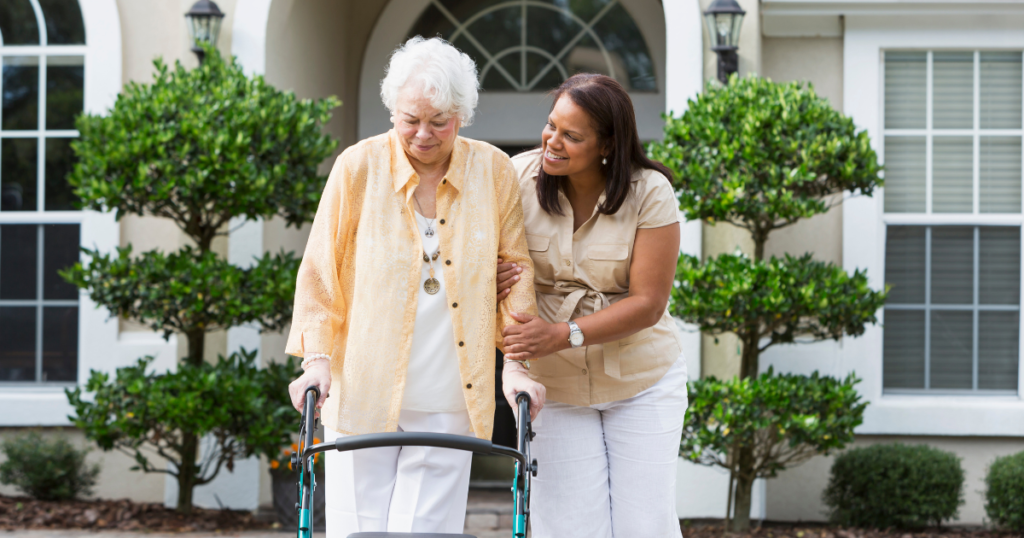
(422, 247), (441, 295)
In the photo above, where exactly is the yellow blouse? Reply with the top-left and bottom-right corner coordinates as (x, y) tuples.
(286, 130), (537, 440)
(512, 149), (684, 407)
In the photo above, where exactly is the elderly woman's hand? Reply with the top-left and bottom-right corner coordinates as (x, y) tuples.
(496, 258), (522, 302)
(502, 312), (568, 362)
(288, 361), (331, 414)
(501, 360), (545, 421)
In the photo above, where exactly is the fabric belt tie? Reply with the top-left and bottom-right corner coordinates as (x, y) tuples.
(535, 283), (625, 379)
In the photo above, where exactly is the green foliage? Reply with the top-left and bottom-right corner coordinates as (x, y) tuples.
(824, 443), (964, 529)
(682, 369), (866, 479)
(985, 450), (1024, 531)
(70, 44), (339, 248)
(672, 253), (887, 350)
(61, 245), (299, 338)
(0, 432), (100, 501)
(648, 75), (882, 243)
(66, 351), (300, 487)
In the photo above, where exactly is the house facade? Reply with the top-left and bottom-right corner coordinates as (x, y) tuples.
(1, 0), (1022, 525)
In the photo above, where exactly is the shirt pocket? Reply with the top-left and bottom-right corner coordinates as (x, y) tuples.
(526, 233), (554, 283)
(585, 243), (629, 286)
(617, 327), (656, 377)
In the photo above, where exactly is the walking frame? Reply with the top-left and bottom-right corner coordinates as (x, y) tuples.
(294, 386), (537, 538)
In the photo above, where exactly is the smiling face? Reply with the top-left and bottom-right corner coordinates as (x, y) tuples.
(540, 94), (607, 178)
(392, 84), (461, 167)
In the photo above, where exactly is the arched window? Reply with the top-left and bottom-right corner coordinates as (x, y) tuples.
(409, 0), (657, 92)
(0, 0), (85, 384)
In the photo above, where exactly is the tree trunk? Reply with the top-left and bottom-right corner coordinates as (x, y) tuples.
(177, 432), (199, 514)
(739, 331), (760, 380)
(185, 329), (205, 367)
(727, 445), (757, 532)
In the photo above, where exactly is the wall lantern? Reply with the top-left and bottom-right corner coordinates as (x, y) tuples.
(703, 0), (746, 84)
(185, 0), (225, 64)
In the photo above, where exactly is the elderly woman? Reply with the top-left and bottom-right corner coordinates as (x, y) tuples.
(285, 37), (545, 536)
(497, 74), (687, 537)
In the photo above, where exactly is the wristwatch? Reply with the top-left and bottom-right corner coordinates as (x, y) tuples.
(567, 321), (585, 348)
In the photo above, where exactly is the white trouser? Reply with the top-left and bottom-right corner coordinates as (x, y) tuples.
(323, 409), (473, 537)
(530, 356), (688, 538)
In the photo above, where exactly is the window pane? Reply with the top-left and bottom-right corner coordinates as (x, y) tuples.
(932, 52), (974, 129)
(979, 227), (1021, 305)
(0, 0), (41, 45)
(932, 136), (973, 213)
(885, 226), (926, 304)
(37, 0), (86, 45)
(42, 224), (79, 300)
(978, 311), (1019, 391)
(590, 3), (657, 91)
(883, 309), (925, 389)
(885, 52), (927, 129)
(0, 224), (38, 300)
(884, 136), (926, 212)
(929, 310), (973, 389)
(980, 136), (1022, 213)
(45, 57), (84, 130)
(42, 306), (77, 382)
(0, 307), (37, 381)
(1, 138), (39, 211)
(931, 227), (974, 305)
(980, 51), (1023, 130)
(45, 137), (78, 210)
(2, 56), (40, 131)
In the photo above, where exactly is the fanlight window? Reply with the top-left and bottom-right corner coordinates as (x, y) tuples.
(409, 0), (657, 92)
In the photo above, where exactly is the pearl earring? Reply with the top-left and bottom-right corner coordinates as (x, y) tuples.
(602, 157), (607, 165)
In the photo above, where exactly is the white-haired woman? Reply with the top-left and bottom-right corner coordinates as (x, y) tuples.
(284, 37), (546, 536)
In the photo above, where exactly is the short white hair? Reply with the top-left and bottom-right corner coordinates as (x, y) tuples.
(381, 36), (480, 127)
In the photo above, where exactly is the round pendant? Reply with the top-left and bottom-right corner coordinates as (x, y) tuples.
(424, 227), (435, 238)
(424, 277), (440, 295)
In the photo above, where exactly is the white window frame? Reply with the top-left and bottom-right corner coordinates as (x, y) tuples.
(0, 0), (177, 426)
(842, 17), (1024, 436)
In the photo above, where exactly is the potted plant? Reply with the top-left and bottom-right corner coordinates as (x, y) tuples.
(270, 438), (325, 530)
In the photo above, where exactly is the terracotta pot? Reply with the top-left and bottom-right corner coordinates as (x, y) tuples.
(271, 467), (326, 531)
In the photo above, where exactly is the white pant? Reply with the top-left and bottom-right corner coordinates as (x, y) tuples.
(530, 357), (688, 538)
(324, 409), (473, 537)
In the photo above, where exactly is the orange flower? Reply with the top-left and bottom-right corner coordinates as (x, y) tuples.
(314, 438), (322, 444)
(270, 460), (280, 469)
(291, 443), (299, 452)
(283, 449), (292, 456)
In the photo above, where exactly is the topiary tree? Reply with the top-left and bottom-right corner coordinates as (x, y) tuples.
(985, 450), (1024, 531)
(648, 75), (887, 531)
(62, 44), (339, 513)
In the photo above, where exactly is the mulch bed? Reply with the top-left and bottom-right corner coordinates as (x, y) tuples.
(681, 522), (1023, 538)
(0, 495), (276, 532)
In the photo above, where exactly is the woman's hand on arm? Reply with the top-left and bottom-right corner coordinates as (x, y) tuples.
(501, 360), (546, 420)
(502, 313), (568, 362)
(496, 258), (523, 302)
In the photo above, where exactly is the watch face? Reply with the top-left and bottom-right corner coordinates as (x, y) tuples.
(569, 331), (585, 347)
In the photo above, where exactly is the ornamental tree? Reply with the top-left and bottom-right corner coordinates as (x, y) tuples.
(648, 75), (886, 531)
(62, 45), (339, 513)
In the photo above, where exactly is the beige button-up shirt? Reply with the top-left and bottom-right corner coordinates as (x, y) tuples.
(286, 130), (537, 440)
(512, 149), (684, 407)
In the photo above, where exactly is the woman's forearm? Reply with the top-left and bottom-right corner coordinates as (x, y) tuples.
(567, 294), (664, 348)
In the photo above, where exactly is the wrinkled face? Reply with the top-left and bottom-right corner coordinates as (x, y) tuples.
(540, 95), (606, 178)
(392, 85), (461, 167)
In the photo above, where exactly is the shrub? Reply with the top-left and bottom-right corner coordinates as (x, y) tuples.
(985, 450), (1024, 531)
(824, 443), (964, 529)
(648, 74), (884, 531)
(0, 432), (100, 500)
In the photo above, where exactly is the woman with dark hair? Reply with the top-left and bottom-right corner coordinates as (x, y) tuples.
(496, 73), (687, 537)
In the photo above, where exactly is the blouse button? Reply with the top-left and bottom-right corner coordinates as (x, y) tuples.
(563, 260), (571, 267)
(442, 179), (447, 184)
(459, 341), (464, 347)
(466, 383), (472, 389)
(582, 369), (588, 375)
(445, 260), (451, 265)
(574, 307), (581, 314)
(452, 302), (458, 308)
(440, 219), (446, 225)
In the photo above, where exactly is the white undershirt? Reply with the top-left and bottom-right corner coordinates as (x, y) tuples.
(401, 210), (467, 413)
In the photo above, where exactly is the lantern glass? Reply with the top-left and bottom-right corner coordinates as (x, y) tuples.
(187, 14), (222, 48)
(704, 12), (743, 49)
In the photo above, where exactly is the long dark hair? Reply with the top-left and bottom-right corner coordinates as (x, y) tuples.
(537, 73), (673, 216)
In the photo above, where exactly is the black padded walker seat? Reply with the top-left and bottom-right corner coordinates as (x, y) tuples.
(349, 534), (476, 538)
